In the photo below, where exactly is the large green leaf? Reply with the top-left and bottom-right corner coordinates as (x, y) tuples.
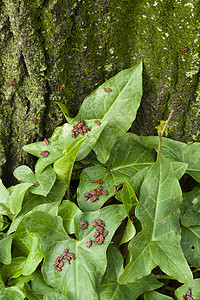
(0, 287), (25, 299)
(13, 166), (56, 197)
(181, 187), (200, 227)
(24, 205), (126, 300)
(0, 180), (13, 219)
(175, 278), (199, 300)
(77, 133), (156, 211)
(140, 136), (200, 182)
(1, 257), (27, 281)
(23, 120), (107, 174)
(73, 61), (143, 163)
(181, 226), (200, 268)
(9, 183), (33, 216)
(115, 180), (138, 215)
(58, 200), (81, 234)
(54, 136), (86, 184)
(98, 245), (162, 300)
(119, 154), (193, 286)
(0, 233), (12, 265)
(8, 193), (53, 234)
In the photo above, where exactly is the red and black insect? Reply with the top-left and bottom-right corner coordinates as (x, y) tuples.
(94, 232), (100, 238)
(86, 240), (92, 248)
(10, 79), (15, 85)
(113, 186), (117, 193)
(33, 182), (39, 187)
(80, 221), (88, 229)
(33, 118), (38, 124)
(66, 252), (75, 260)
(44, 138), (48, 145)
(57, 83), (61, 91)
(96, 225), (104, 233)
(94, 120), (101, 125)
(181, 48), (188, 53)
(104, 88), (112, 93)
(103, 230), (108, 237)
(95, 219), (105, 227)
(91, 196), (98, 202)
(64, 258), (70, 264)
(92, 221), (98, 227)
(101, 189), (108, 195)
(72, 171), (75, 176)
(91, 179), (99, 183)
(55, 267), (61, 272)
(183, 289), (193, 300)
(40, 151), (49, 158)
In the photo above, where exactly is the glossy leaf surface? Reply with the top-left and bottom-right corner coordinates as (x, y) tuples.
(73, 61), (143, 163)
(98, 245), (162, 300)
(78, 133), (155, 211)
(25, 205), (126, 300)
(119, 155), (193, 285)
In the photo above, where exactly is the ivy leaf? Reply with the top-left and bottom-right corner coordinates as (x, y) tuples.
(119, 218), (136, 246)
(0, 179), (13, 219)
(24, 205), (126, 300)
(115, 180), (138, 215)
(73, 61), (143, 163)
(1, 257), (27, 281)
(58, 200), (81, 234)
(119, 154), (193, 286)
(23, 120), (107, 174)
(13, 166), (56, 197)
(56, 102), (73, 123)
(0, 233), (12, 265)
(53, 137), (86, 185)
(0, 287), (25, 299)
(181, 226), (200, 268)
(140, 136), (200, 182)
(77, 133), (155, 212)
(144, 291), (174, 299)
(9, 183), (33, 216)
(98, 245), (162, 300)
(175, 278), (199, 300)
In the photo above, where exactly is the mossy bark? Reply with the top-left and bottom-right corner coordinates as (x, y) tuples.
(0, 0), (199, 186)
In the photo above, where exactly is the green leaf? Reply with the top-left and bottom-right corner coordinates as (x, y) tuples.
(98, 245), (162, 300)
(115, 180), (138, 215)
(0, 287), (25, 299)
(0, 180), (12, 218)
(24, 205), (126, 300)
(73, 61), (143, 163)
(54, 136), (86, 183)
(45, 180), (68, 203)
(9, 183), (33, 215)
(175, 278), (199, 300)
(181, 226), (200, 268)
(119, 218), (136, 246)
(0, 233), (12, 265)
(30, 270), (58, 299)
(44, 293), (68, 300)
(77, 133), (155, 212)
(181, 187), (200, 227)
(58, 200), (81, 234)
(8, 193), (53, 234)
(140, 136), (200, 182)
(1, 257), (27, 281)
(23, 120), (107, 174)
(14, 166), (56, 197)
(119, 155), (193, 286)
(144, 291), (174, 299)
(56, 102), (73, 122)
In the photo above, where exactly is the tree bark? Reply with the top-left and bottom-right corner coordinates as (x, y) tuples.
(0, 0), (199, 186)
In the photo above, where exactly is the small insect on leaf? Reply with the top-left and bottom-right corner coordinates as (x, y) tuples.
(101, 189), (108, 195)
(104, 88), (112, 93)
(40, 151), (49, 158)
(10, 79), (15, 85)
(181, 48), (188, 53)
(44, 138), (48, 145)
(33, 182), (39, 187)
(57, 83), (61, 91)
(94, 120), (101, 125)
(86, 240), (92, 248)
(95, 219), (105, 227)
(113, 186), (117, 193)
(33, 118), (38, 124)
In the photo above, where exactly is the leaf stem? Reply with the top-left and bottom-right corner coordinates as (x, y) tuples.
(155, 275), (176, 280)
(158, 110), (174, 153)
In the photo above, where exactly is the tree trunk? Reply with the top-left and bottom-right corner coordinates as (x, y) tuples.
(0, 0), (199, 186)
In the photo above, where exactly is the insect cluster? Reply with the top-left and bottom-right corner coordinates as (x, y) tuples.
(83, 179), (108, 202)
(183, 289), (193, 300)
(53, 249), (75, 272)
(80, 219), (108, 248)
(72, 120), (91, 138)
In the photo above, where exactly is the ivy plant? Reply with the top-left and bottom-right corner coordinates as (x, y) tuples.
(0, 60), (200, 300)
